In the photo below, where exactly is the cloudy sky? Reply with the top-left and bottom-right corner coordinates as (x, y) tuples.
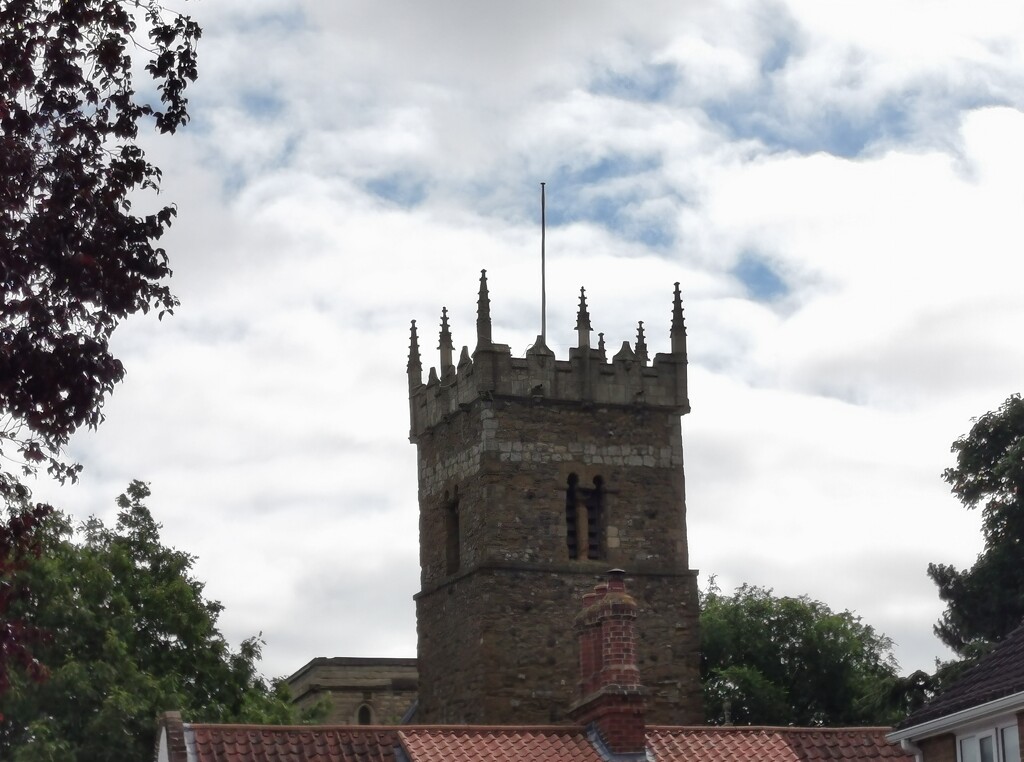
(33, 0), (1024, 682)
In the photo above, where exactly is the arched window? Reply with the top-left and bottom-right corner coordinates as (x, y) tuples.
(357, 704), (373, 725)
(566, 474), (604, 560)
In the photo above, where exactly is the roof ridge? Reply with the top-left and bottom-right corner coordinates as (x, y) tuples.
(186, 723), (402, 731)
(647, 726), (897, 733)
(400, 724), (588, 732)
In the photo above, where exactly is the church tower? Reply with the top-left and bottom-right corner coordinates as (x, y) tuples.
(407, 271), (702, 725)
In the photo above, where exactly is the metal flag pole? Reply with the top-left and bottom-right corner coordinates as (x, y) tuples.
(541, 182), (546, 345)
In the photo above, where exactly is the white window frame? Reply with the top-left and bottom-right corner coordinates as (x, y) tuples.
(957, 717), (1020, 762)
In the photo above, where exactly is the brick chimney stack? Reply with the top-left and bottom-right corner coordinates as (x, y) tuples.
(569, 570), (647, 758)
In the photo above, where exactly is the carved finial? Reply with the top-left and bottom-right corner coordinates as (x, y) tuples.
(635, 321), (648, 364)
(670, 282), (687, 357)
(598, 332), (606, 355)
(575, 287), (592, 349)
(408, 319), (422, 387)
(439, 307), (454, 372)
(458, 345), (471, 369)
(476, 269), (492, 350)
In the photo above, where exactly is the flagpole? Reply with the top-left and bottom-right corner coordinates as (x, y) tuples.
(541, 182), (546, 345)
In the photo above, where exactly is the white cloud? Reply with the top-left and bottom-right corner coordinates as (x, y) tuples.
(29, 0), (1024, 684)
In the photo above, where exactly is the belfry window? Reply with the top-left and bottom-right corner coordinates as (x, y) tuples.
(566, 474), (604, 560)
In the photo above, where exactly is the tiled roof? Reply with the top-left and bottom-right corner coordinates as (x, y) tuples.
(898, 621), (1024, 729)
(160, 718), (909, 762)
(399, 727), (605, 762)
(648, 726), (912, 761)
(187, 724), (401, 762)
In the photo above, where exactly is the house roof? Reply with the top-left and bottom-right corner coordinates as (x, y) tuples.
(156, 715), (911, 762)
(897, 621), (1024, 730)
(647, 726), (913, 761)
(399, 727), (605, 762)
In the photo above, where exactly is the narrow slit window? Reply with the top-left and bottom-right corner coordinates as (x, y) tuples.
(566, 474), (604, 561)
(445, 489), (461, 575)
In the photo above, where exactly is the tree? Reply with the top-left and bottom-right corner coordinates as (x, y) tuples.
(0, 482), (322, 762)
(0, 0), (200, 701)
(0, 503), (51, 707)
(928, 394), (1024, 658)
(0, 1), (200, 488)
(700, 582), (907, 726)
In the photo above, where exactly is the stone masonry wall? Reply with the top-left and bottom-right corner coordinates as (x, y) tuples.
(414, 395), (701, 725)
(416, 566), (701, 725)
(417, 398), (691, 586)
(286, 658), (418, 725)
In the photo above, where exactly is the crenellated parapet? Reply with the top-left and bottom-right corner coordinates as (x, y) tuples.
(408, 271), (690, 442)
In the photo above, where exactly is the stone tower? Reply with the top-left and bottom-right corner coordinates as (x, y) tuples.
(407, 271), (702, 725)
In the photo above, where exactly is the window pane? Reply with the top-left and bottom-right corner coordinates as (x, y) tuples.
(964, 737), (981, 762)
(981, 735), (995, 762)
(1002, 726), (1020, 762)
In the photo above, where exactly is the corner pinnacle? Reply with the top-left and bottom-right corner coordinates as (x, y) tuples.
(670, 282), (687, 357)
(635, 321), (648, 364)
(476, 269), (492, 350)
(408, 319), (422, 386)
(576, 287), (592, 349)
(439, 307), (454, 372)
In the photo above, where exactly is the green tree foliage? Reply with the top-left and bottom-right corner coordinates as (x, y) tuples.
(0, 504), (51, 703)
(0, 482), (321, 762)
(928, 394), (1024, 658)
(0, 0), (200, 704)
(700, 582), (910, 726)
(0, 0), (200, 488)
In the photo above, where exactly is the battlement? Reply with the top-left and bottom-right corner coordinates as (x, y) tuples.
(408, 270), (689, 441)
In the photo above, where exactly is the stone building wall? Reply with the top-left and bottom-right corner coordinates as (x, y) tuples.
(286, 658), (418, 725)
(416, 565), (700, 725)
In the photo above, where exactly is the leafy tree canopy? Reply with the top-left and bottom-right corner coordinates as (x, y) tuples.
(0, 504), (51, 701)
(0, 0), (200, 705)
(928, 393), (1024, 658)
(0, 481), (323, 762)
(700, 582), (918, 727)
(0, 0), (200, 490)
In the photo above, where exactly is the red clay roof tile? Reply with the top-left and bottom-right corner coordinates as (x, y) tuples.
(647, 726), (913, 762)
(170, 723), (910, 762)
(186, 725), (401, 762)
(398, 726), (604, 762)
